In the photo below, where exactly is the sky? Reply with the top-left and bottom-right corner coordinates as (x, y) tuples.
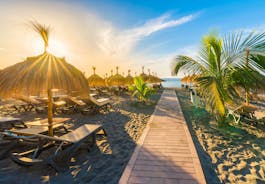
(0, 0), (264, 78)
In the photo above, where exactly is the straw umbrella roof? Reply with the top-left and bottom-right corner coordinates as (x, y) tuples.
(154, 74), (163, 83)
(1, 20), (90, 136)
(125, 69), (134, 86)
(146, 71), (162, 83)
(181, 75), (198, 83)
(181, 76), (189, 83)
(140, 66), (149, 82)
(105, 69), (114, 86)
(87, 66), (105, 87)
(145, 69), (156, 83)
(108, 66), (125, 86)
(0, 53), (89, 97)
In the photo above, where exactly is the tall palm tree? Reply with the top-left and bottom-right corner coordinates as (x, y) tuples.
(172, 31), (265, 126)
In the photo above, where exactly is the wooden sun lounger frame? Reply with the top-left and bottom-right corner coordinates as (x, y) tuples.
(61, 96), (87, 114)
(0, 118), (69, 159)
(10, 124), (106, 172)
(14, 95), (45, 112)
(0, 117), (27, 131)
(81, 96), (111, 114)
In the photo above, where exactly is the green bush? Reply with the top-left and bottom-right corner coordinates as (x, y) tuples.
(129, 77), (156, 103)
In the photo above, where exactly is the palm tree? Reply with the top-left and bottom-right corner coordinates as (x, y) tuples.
(172, 31), (265, 126)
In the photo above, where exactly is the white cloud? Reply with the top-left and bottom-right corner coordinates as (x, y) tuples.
(232, 25), (265, 34)
(97, 13), (197, 57)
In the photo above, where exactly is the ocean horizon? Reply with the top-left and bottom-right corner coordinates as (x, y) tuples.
(161, 77), (181, 88)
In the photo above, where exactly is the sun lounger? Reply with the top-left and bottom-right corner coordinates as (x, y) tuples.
(61, 96), (87, 114)
(90, 96), (110, 106)
(9, 100), (29, 112)
(0, 117), (26, 130)
(52, 100), (67, 113)
(64, 96), (111, 115)
(227, 105), (243, 124)
(0, 118), (69, 159)
(90, 93), (97, 97)
(25, 118), (69, 127)
(14, 95), (44, 112)
(10, 124), (106, 172)
(81, 96), (111, 114)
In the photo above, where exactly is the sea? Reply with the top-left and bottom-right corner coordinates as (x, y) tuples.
(161, 78), (181, 88)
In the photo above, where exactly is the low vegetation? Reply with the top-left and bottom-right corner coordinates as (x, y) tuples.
(129, 76), (156, 103)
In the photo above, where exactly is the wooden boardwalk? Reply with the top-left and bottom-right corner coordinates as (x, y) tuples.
(119, 90), (206, 184)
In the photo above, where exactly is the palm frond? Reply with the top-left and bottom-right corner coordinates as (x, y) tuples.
(197, 76), (226, 119)
(223, 31), (265, 73)
(172, 55), (204, 76)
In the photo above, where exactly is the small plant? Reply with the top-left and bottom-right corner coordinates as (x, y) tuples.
(129, 76), (156, 103)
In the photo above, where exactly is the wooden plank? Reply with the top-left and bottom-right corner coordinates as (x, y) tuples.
(25, 117), (69, 126)
(0, 117), (21, 123)
(119, 90), (206, 184)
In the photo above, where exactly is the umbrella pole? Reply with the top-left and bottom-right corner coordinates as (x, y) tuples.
(47, 88), (53, 136)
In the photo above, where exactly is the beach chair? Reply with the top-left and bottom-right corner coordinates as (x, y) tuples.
(14, 95), (44, 112)
(81, 96), (111, 114)
(52, 100), (67, 113)
(96, 88), (109, 97)
(10, 124), (106, 172)
(0, 118), (69, 159)
(8, 100), (29, 113)
(226, 104), (247, 125)
(61, 96), (87, 114)
(0, 117), (26, 131)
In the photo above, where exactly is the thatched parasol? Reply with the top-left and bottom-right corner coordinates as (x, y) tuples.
(181, 74), (198, 85)
(154, 72), (163, 83)
(139, 66), (149, 82)
(181, 76), (188, 83)
(125, 69), (134, 86)
(105, 70), (114, 86)
(147, 71), (162, 83)
(108, 66), (125, 86)
(146, 69), (156, 83)
(0, 21), (89, 136)
(87, 66), (105, 87)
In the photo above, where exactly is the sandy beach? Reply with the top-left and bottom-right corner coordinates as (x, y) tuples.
(0, 91), (161, 184)
(177, 88), (265, 184)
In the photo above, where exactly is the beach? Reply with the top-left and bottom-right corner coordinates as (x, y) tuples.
(176, 88), (265, 184)
(0, 91), (162, 184)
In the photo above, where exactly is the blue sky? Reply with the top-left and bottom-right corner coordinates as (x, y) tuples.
(0, 0), (264, 77)
(85, 0), (265, 51)
(81, 0), (265, 76)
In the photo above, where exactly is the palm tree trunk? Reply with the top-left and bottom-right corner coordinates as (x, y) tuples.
(245, 48), (250, 105)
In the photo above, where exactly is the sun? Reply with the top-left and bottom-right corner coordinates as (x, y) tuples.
(46, 39), (68, 57)
(32, 38), (68, 57)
